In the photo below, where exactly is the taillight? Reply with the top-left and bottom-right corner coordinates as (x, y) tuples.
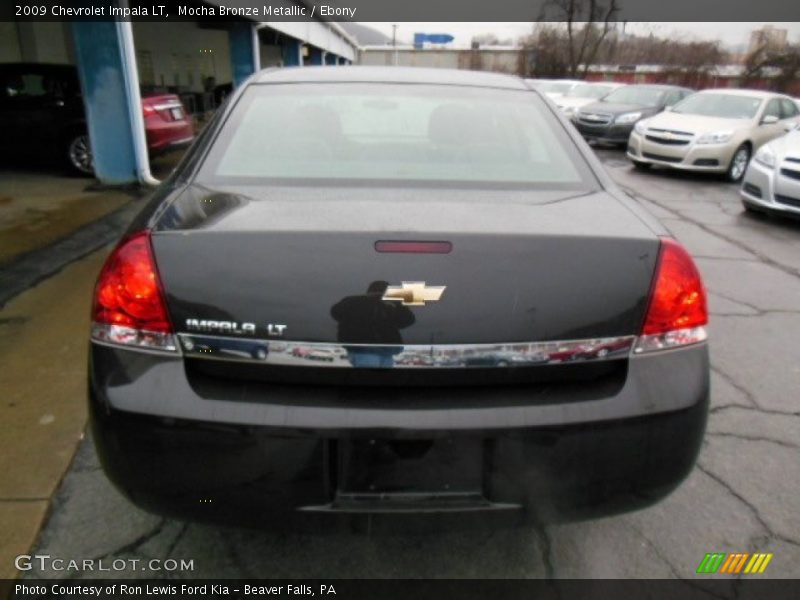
(635, 237), (708, 354)
(91, 231), (177, 352)
(142, 104), (157, 117)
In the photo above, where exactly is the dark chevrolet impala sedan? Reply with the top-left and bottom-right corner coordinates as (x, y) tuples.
(89, 67), (709, 529)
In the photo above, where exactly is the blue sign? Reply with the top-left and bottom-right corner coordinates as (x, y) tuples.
(413, 33), (455, 48)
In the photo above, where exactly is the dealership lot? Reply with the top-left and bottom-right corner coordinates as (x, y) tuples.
(1, 148), (797, 581)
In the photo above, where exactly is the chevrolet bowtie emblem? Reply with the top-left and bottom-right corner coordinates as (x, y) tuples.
(383, 282), (446, 306)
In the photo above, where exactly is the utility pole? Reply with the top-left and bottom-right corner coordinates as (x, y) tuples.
(392, 24), (398, 66)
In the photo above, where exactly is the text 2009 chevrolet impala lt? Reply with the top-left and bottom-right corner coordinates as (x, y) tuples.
(89, 67), (709, 528)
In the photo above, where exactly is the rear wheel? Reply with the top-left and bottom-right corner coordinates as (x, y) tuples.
(65, 131), (94, 176)
(726, 144), (750, 183)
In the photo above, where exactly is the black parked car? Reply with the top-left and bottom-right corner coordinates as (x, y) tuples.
(89, 67), (709, 529)
(573, 84), (693, 146)
(0, 63), (90, 174)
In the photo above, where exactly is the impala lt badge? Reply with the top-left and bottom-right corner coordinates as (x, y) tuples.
(383, 282), (446, 306)
(266, 324), (287, 337)
(185, 319), (256, 335)
(185, 319), (286, 337)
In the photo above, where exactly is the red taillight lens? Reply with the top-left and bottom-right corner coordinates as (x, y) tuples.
(636, 238), (707, 353)
(142, 104), (157, 117)
(91, 232), (176, 351)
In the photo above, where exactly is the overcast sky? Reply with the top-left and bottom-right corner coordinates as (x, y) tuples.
(361, 22), (800, 49)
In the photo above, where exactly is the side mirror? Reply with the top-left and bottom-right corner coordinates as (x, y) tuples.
(761, 115), (779, 125)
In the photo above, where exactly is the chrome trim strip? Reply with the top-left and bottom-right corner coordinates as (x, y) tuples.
(91, 323), (180, 354)
(176, 334), (637, 368)
(152, 102), (183, 111)
(169, 136), (195, 145)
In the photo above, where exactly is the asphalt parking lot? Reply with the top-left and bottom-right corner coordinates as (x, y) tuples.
(5, 147), (800, 583)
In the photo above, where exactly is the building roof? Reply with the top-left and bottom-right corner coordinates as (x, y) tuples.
(254, 66), (528, 89)
(338, 23), (392, 46)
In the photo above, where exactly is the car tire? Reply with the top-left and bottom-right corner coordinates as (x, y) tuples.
(64, 131), (94, 176)
(631, 160), (651, 171)
(726, 144), (750, 183)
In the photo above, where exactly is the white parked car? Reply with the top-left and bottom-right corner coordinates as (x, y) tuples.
(555, 82), (626, 117)
(628, 89), (800, 182)
(740, 124), (800, 217)
(530, 79), (583, 100)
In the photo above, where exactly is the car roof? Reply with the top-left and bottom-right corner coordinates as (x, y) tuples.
(621, 84), (689, 91)
(253, 66), (530, 90)
(696, 88), (784, 99)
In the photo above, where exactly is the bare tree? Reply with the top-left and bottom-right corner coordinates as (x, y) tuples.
(546, 0), (620, 77)
(603, 35), (727, 87)
(741, 42), (800, 93)
(519, 24), (572, 77)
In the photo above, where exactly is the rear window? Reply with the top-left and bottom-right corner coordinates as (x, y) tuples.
(197, 83), (593, 188)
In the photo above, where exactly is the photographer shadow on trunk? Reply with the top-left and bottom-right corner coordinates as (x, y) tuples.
(330, 281), (415, 368)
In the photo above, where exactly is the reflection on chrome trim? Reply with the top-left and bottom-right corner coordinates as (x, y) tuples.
(634, 326), (707, 354)
(177, 334), (637, 369)
(92, 323), (179, 353)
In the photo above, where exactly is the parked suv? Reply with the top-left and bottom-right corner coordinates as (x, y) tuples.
(0, 63), (194, 176)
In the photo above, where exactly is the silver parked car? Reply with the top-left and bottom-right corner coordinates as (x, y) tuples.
(528, 79), (583, 100)
(740, 124), (800, 217)
(628, 89), (800, 182)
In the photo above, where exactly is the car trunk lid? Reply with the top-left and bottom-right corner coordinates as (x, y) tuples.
(142, 93), (187, 122)
(150, 184), (659, 348)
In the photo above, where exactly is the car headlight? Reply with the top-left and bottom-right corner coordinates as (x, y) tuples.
(633, 120), (648, 135)
(615, 112), (642, 124)
(697, 131), (733, 145)
(754, 145), (776, 169)
(561, 106), (575, 116)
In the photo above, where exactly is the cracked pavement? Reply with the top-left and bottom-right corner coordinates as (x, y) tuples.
(20, 149), (800, 581)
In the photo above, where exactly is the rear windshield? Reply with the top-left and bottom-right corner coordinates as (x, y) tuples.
(672, 93), (762, 119)
(196, 83), (594, 188)
(602, 86), (665, 106)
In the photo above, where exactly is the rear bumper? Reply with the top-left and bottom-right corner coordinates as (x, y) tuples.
(145, 119), (194, 155)
(89, 343), (709, 528)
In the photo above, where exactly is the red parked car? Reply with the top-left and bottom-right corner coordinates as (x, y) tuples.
(141, 93), (195, 157)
